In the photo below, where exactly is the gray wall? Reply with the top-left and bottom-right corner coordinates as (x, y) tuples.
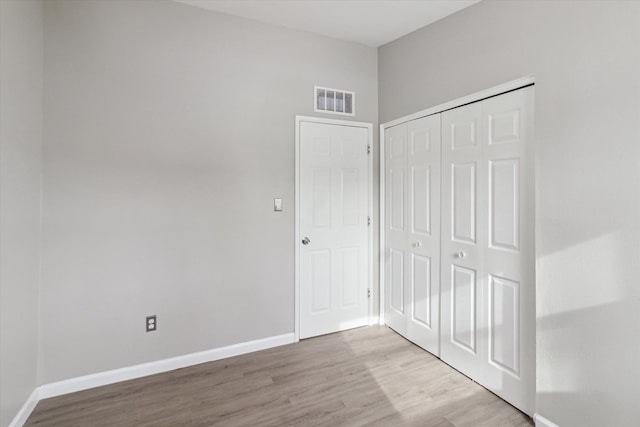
(41, 0), (377, 383)
(0, 0), (43, 425)
(379, 1), (640, 426)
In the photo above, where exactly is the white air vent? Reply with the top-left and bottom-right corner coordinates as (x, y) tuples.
(314, 86), (355, 116)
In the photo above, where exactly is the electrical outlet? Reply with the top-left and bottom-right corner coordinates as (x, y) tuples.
(146, 315), (157, 332)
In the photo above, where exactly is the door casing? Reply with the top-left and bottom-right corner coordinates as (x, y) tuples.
(295, 115), (374, 342)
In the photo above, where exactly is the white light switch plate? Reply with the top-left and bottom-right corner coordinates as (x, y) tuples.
(274, 198), (283, 212)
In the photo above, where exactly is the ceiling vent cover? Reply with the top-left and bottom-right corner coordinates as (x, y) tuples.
(315, 86), (355, 116)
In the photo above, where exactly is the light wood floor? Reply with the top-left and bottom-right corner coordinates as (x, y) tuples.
(26, 326), (533, 426)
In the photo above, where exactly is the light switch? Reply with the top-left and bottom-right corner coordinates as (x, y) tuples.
(274, 198), (283, 212)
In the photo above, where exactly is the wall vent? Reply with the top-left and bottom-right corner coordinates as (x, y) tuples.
(314, 86), (355, 116)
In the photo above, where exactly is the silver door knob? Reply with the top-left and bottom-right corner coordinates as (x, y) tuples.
(302, 237), (311, 245)
(456, 251), (466, 258)
(413, 242), (422, 248)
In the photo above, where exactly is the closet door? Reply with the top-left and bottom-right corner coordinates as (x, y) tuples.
(406, 115), (441, 355)
(440, 86), (535, 415)
(440, 102), (484, 381)
(384, 115), (441, 356)
(384, 123), (409, 336)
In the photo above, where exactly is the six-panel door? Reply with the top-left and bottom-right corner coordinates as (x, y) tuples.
(299, 121), (370, 339)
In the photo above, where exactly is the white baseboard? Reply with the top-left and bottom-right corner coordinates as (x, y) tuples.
(39, 333), (294, 399)
(534, 413), (559, 427)
(8, 388), (39, 427)
(10, 333), (294, 427)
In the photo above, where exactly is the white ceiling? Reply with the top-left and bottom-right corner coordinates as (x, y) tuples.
(175, 0), (480, 47)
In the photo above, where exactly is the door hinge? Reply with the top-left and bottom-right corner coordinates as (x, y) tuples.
(367, 144), (371, 155)
(367, 216), (371, 226)
(367, 288), (371, 298)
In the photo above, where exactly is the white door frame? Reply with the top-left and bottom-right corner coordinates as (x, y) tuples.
(295, 115), (374, 342)
(379, 75), (535, 326)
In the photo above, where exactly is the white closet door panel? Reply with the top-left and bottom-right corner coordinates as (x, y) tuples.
(406, 115), (441, 355)
(384, 123), (408, 336)
(481, 87), (535, 415)
(490, 159), (520, 251)
(389, 248), (405, 314)
(411, 254), (431, 326)
(441, 102), (485, 382)
(390, 169), (405, 231)
(488, 274), (520, 374)
(451, 264), (477, 353)
(452, 162), (477, 244)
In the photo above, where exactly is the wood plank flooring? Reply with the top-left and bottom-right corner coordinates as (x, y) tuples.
(26, 326), (533, 426)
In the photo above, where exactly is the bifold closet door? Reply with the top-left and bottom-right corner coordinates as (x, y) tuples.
(384, 115), (441, 356)
(440, 86), (535, 415)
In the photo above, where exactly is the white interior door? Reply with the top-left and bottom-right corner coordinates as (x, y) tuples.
(384, 116), (441, 355)
(440, 86), (535, 414)
(299, 121), (370, 339)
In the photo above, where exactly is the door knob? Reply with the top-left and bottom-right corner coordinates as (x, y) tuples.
(302, 237), (311, 245)
(456, 251), (466, 258)
(413, 242), (422, 248)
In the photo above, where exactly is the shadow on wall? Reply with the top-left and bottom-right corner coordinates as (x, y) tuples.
(536, 300), (640, 427)
(536, 217), (640, 425)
